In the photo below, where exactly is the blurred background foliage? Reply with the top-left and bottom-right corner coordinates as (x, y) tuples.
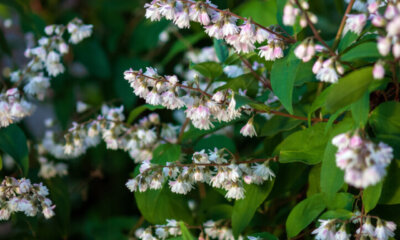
(0, 0), (371, 239)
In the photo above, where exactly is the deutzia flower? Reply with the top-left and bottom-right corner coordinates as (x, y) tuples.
(225, 182), (245, 200)
(344, 14), (367, 35)
(223, 65), (244, 78)
(375, 219), (396, 240)
(311, 219), (336, 240)
(240, 118), (257, 137)
(316, 58), (339, 83)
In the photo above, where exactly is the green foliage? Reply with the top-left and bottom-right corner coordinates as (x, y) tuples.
(286, 193), (326, 238)
(276, 123), (328, 165)
(232, 180), (274, 237)
(325, 67), (374, 112)
(271, 45), (314, 114)
(363, 181), (383, 213)
(0, 125), (29, 176)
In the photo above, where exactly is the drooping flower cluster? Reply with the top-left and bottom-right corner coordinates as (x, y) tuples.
(144, 0), (287, 60)
(37, 157), (68, 179)
(126, 148), (275, 200)
(136, 219), (245, 240)
(0, 177), (55, 220)
(0, 88), (34, 127)
(283, 0), (318, 28)
(332, 131), (393, 188)
(124, 67), (243, 130)
(313, 57), (344, 83)
(312, 216), (396, 240)
(0, 18), (92, 128)
(44, 106), (178, 163)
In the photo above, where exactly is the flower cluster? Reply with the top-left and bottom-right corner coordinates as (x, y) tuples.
(312, 216), (396, 240)
(126, 148), (275, 200)
(0, 177), (55, 220)
(44, 106), (178, 163)
(37, 157), (68, 179)
(0, 88), (34, 128)
(124, 67), (243, 130)
(136, 219), (244, 240)
(0, 18), (92, 128)
(313, 57), (344, 83)
(332, 131), (393, 189)
(144, 0), (287, 60)
(283, 0), (318, 28)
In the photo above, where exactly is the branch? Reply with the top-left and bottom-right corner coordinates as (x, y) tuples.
(294, 0), (336, 56)
(238, 54), (271, 89)
(179, 0), (296, 43)
(333, 0), (356, 49)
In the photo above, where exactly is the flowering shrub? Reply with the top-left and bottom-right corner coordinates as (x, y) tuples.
(0, 0), (399, 239)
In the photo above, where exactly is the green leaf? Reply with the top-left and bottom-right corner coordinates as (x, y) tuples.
(135, 186), (192, 224)
(325, 67), (373, 113)
(74, 39), (111, 79)
(180, 222), (195, 240)
(351, 92), (370, 128)
(338, 31), (359, 52)
(320, 118), (354, 198)
(214, 39), (229, 63)
(319, 209), (354, 220)
(276, 123), (328, 165)
(127, 104), (164, 124)
(380, 160), (400, 205)
(217, 74), (259, 97)
(260, 115), (302, 137)
(190, 61), (223, 79)
(0, 125), (29, 176)
(46, 177), (70, 236)
(340, 42), (380, 61)
(234, 94), (270, 112)
(363, 181), (383, 213)
(194, 135), (236, 154)
(307, 164), (321, 197)
(232, 181), (274, 237)
(271, 45), (314, 114)
(236, 0), (278, 27)
(286, 193), (326, 238)
(151, 144), (181, 165)
(324, 192), (354, 211)
(369, 101), (400, 136)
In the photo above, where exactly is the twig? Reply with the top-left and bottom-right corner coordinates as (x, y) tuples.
(177, 118), (190, 144)
(333, 0), (356, 49)
(179, 0), (296, 43)
(238, 54), (271, 89)
(294, 0), (336, 56)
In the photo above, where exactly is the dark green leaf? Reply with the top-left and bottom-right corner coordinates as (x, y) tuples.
(369, 101), (400, 136)
(234, 94), (270, 112)
(286, 193), (326, 238)
(162, 33), (205, 64)
(217, 74), (259, 97)
(213, 39), (229, 63)
(338, 31), (359, 52)
(232, 181), (274, 237)
(380, 160), (400, 205)
(260, 115), (302, 137)
(194, 135), (236, 153)
(135, 186), (192, 224)
(151, 144), (181, 165)
(363, 181), (383, 213)
(236, 0), (278, 27)
(325, 67), (373, 112)
(271, 45), (314, 114)
(320, 118), (353, 198)
(190, 62), (223, 79)
(127, 104), (164, 124)
(0, 125), (29, 176)
(248, 232), (278, 240)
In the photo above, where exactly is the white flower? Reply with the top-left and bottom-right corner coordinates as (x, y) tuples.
(166, 219), (181, 236)
(344, 14), (367, 35)
(169, 179), (193, 194)
(357, 217), (375, 237)
(68, 20), (93, 44)
(373, 61), (385, 80)
(240, 119), (257, 137)
(225, 183), (245, 200)
(252, 163), (275, 181)
(375, 220), (396, 240)
(126, 179), (138, 192)
(155, 227), (169, 239)
(312, 219), (336, 240)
